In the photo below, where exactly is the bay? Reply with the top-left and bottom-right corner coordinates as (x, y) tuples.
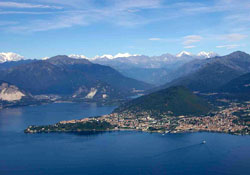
(0, 103), (249, 175)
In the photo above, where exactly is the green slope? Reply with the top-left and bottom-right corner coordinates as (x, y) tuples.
(115, 86), (212, 116)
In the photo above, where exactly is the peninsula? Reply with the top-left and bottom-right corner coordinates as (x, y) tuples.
(25, 86), (250, 135)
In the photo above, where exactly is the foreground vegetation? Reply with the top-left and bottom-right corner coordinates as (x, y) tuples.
(25, 120), (114, 133)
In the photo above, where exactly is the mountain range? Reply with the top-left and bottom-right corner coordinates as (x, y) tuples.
(163, 51), (250, 93)
(0, 51), (215, 64)
(0, 51), (249, 104)
(112, 50), (250, 120)
(0, 55), (151, 103)
(0, 51), (217, 85)
(82, 51), (218, 85)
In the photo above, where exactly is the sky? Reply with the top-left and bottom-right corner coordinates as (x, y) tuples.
(0, 0), (249, 59)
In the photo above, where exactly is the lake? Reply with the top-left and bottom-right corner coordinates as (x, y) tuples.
(0, 103), (250, 175)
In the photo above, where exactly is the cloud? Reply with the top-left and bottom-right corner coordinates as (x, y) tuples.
(0, 20), (17, 26)
(149, 38), (161, 41)
(216, 44), (240, 49)
(33, 0), (93, 8)
(177, 0), (250, 15)
(1, 0), (250, 35)
(225, 13), (250, 23)
(221, 33), (247, 42)
(2, 0), (165, 32)
(9, 13), (88, 32)
(114, 0), (161, 10)
(184, 45), (196, 49)
(0, 2), (61, 9)
(182, 35), (203, 45)
(0, 11), (55, 15)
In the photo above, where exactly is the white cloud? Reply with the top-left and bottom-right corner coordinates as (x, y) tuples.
(4, 0), (164, 32)
(149, 38), (161, 41)
(177, 0), (250, 15)
(33, 0), (95, 8)
(184, 45), (196, 49)
(114, 0), (161, 10)
(9, 13), (89, 32)
(0, 21), (17, 26)
(0, 11), (54, 15)
(1, 0), (250, 35)
(221, 33), (247, 42)
(0, 2), (61, 9)
(182, 35), (203, 45)
(216, 44), (240, 49)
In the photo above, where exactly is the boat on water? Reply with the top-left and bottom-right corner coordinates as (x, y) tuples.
(202, 140), (206, 144)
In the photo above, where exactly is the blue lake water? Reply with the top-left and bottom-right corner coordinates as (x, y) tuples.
(0, 103), (250, 175)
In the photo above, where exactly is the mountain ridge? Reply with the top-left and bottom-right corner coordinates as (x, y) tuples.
(220, 72), (250, 96)
(0, 55), (152, 102)
(162, 51), (250, 92)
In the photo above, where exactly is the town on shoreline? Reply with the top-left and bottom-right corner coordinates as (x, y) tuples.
(25, 101), (250, 135)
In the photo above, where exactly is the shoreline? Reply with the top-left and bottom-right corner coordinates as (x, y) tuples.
(24, 126), (249, 136)
(0, 100), (118, 111)
(23, 100), (250, 136)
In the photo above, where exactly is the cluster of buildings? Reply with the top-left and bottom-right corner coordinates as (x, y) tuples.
(30, 101), (250, 135)
(175, 115), (247, 134)
(96, 102), (250, 135)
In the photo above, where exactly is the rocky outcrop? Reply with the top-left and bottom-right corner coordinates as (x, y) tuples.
(72, 85), (113, 100)
(0, 82), (25, 101)
(85, 88), (97, 99)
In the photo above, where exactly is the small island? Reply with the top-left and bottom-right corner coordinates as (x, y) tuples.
(25, 87), (250, 135)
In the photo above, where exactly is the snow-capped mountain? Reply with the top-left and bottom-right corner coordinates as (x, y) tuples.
(176, 51), (217, 58)
(176, 51), (193, 57)
(85, 51), (218, 85)
(0, 51), (218, 64)
(41, 57), (49, 60)
(0, 52), (24, 63)
(0, 51), (218, 85)
(197, 51), (218, 58)
(68, 51), (217, 65)
(68, 53), (140, 60)
(92, 53), (140, 60)
(68, 54), (88, 59)
(90, 51), (218, 68)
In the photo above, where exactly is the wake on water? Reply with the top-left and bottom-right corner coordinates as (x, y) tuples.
(148, 142), (213, 159)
